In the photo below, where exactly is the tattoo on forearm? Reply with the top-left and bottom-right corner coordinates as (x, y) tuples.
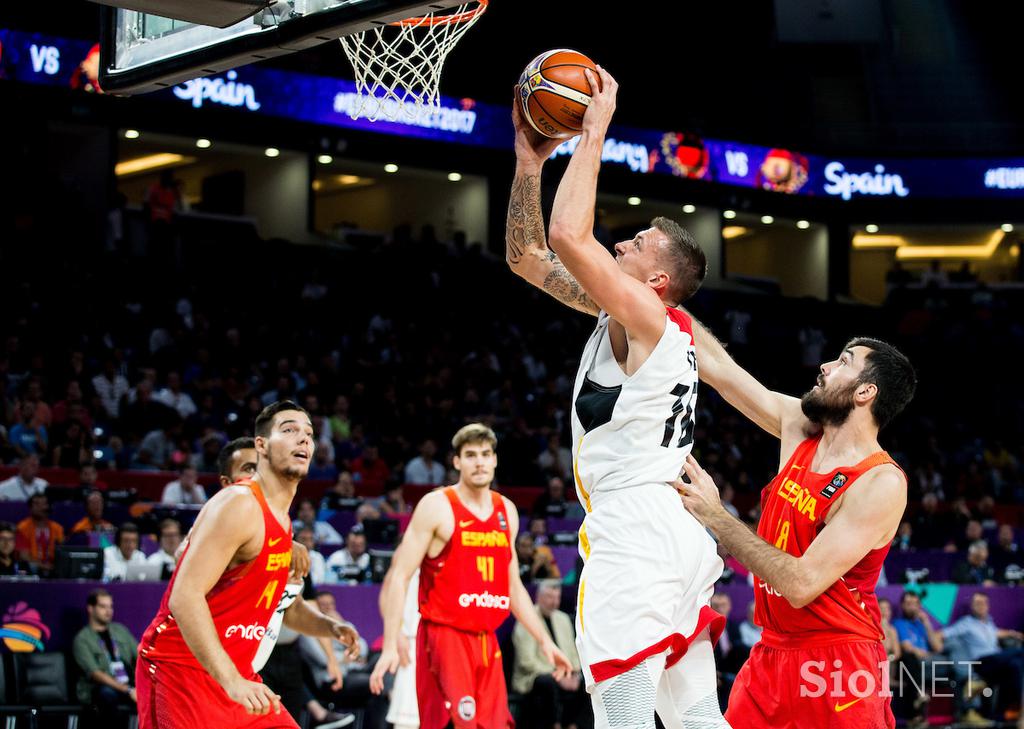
(506, 173), (545, 265)
(543, 259), (599, 314)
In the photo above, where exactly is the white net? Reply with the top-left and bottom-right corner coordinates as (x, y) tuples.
(339, 1), (487, 122)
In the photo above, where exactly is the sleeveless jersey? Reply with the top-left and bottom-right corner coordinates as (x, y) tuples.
(138, 479), (293, 678)
(571, 308), (698, 510)
(754, 436), (905, 647)
(418, 487), (512, 633)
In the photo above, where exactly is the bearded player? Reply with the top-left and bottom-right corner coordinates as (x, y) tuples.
(370, 423), (573, 729)
(679, 334), (915, 728)
(136, 401), (358, 728)
(506, 68), (726, 727)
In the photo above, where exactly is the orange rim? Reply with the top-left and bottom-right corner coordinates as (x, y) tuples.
(391, 0), (488, 27)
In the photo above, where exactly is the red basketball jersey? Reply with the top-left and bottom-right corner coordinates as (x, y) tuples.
(419, 487), (512, 633)
(138, 479), (293, 679)
(754, 436), (905, 647)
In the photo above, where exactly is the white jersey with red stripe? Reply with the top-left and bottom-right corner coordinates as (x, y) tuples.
(570, 308), (724, 690)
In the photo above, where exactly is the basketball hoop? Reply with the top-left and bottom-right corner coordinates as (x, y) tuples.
(339, 0), (488, 122)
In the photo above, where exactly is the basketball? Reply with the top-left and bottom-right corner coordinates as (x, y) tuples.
(517, 49), (599, 139)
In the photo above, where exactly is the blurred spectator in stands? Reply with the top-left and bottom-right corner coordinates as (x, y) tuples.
(294, 526), (326, 585)
(299, 591), (372, 716)
(160, 465), (206, 505)
(374, 482), (411, 517)
(885, 260), (913, 288)
(992, 524), (1021, 582)
(710, 592), (746, 709)
(52, 380), (93, 431)
(15, 493), (63, 574)
(893, 521), (913, 552)
(216, 436), (257, 488)
(351, 444), (390, 492)
(103, 522), (145, 581)
(943, 592), (1024, 721)
(878, 598), (901, 660)
(307, 442), (339, 481)
(320, 472), (361, 513)
(798, 325), (827, 370)
(532, 476), (583, 520)
(190, 432), (225, 473)
(72, 589), (137, 722)
(512, 580), (587, 729)
(71, 490), (115, 539)
(138, 417), (181, 470)
(516, 532), (560, 582)
(529, 516), (551, 546)
(325, 526), (369, 584)
(949, 262), (977, 284)
(354, 502), (381, 527)
(536, 435), (572, 481)
(51, 419), (92, 468)
(0, 453), (48, 500)
(328, 396), (352, 444)
(293, 497), (343, 546)
(77, 462), (108, 492)
(953, 520), (986, 553)
(0, 521), (30, 575)
(8, 401), (48, 457)
(952, 541), (998, 586)
(153, 371), (196, 420)
(912, 493), (950, 549)
(920, 260), (949, 287)
(894, 591), (944, 669)
(403, 438), (445, 485)
(91, 359), (130, 421)
(721, 482), (739, 519)
(145, 170), (183, 267)
(21, 378), (51, 428)
(147, 518), (183, 578)
(739, 601), (762, 648)
(915, 461), (944, 499)
(975, 495), (999, 530)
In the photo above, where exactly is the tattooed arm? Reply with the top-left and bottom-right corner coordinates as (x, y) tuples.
(506, 100), (599, 316)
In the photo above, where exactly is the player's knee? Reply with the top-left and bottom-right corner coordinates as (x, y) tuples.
(680, 693), (730, 729)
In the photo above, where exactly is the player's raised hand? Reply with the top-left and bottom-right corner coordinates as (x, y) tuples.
(581, 65), (617, 139)
(369, 645), (401, 695)
(512, 91), (563, 167)
(542, 640), (574, 680)
(225, 678), (282, 715)
(677, 455), (724, 525)
(290, 541), (310, 581)
(330, 621), (362, 661)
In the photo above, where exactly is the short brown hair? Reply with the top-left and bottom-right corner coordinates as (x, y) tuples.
(87, 588), (111, 607)
(255, 400), (309, 438)
(651, 216), (707, 305)
(451, 423), (497, 456)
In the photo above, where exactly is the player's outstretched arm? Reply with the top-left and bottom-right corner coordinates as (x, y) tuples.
(506, 99), (599, 316)
(680, 456), (905, 609)
(504, 499), (573, 680)
(168, 488), (282, 715)
(282, 598), (360, 661)
(547, 67), (665, 343)
(368, 491), (444, 695)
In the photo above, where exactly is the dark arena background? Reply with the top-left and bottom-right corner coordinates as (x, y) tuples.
(2, 1), (1024, 727)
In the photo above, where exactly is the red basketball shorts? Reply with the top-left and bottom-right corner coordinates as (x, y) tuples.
(136, 659), (300, 729)
(416, 620), (514, 729)
(725, 639), (894, 729)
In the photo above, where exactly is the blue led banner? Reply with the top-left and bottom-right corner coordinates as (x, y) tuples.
(4, 28), (1023, 200)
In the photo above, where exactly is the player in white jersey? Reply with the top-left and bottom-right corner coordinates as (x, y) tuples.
(506, 69), (727, 728)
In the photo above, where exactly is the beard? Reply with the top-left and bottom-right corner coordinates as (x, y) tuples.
(268, 447), (309, 481)
(800, 378), (858, 427)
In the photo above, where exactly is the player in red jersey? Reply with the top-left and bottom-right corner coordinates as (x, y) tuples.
(679, 332), (916, 729)
(136, 401), (358, 729)
(370, 423), (573, 729)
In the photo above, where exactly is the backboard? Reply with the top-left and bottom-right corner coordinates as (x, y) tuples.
(99, 0), (469, 94)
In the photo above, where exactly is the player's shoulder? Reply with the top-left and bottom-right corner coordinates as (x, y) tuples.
(865, 462), (907, 490)
(412, 487), (453, 519)
(498, 493), (519, 515)
(206, 483), (261, 514)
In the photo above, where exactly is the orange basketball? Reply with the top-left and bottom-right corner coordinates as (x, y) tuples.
(517, 49), (599, 139)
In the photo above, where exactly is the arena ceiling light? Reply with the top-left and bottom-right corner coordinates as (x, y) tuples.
(1001, 223), (1014, 232)
(852, 235), (905, 249)
(448, 172), (463, 182)
(682, 204), (696, 214)
(865, 224), (879, 233)
(627, 196), (641, 206)
(123, 129), (140, 139)
(196, 138), (212, 149)
(115, 153), (191, 177)
(317, 155), (333, 164)
(760, 215), (774, 225)
(722, 226), (750, 240)
(264, 147), (280, 157)
(723, 210), (737, 219)
(796, 220), (810, 229)
(384, 163), (399, 173)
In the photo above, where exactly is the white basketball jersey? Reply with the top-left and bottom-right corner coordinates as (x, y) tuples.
(570, 309), (698, 507)
(251, 581), (302, 672)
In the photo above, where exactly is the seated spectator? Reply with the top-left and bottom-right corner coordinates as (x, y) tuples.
(351, 444), (390, 493)
(8, 401), (48, 458)
(991, 524), (1021, 582)
(0, 453), (48, 501)
(72, 588), (137, 723)
(77, 462), (108, 492)
(294, 526), (327, 585)
(307, 442), (339, 481)
(953, 519), (985, 553)
(354, 502), (381, 527)
(975, 496), (998, 531)
(710, 592), (746, 711)
(298, 591), (371, 716)
(893, 521), (913, 552)
(515, 532), (560, 582)
(51, 419), (92, 468)
(738, 601), (762, 648)
(293, 498), (343, 546)
(71, 490), (116, 541)
(942, 592), (1024, 721)
(320, 471), (362, 512)
(92, 360), (129, 420)
(0, 521), (30, 576)
(153, 371), (197, 420)
(160, 465), (207, 505)
(529, 515), (551, 545)
(512, 581), (588, 729)
(403, 438), (445, 485)
(52, 380), (93, 430)
(952, 541), (997, 586)
(893, 591), (946, 720)
(190, 433), (226, 474)
(531, 476), (583, 520)
(878, 598), (902, 661)
(102, 523), (146, 581)
(911, 493), (950, 550)
(325, 526), (370, 584)
(536, 435), (572, 481)
(216, 436), (257, 487)
(374, 482), (411, 517)
(146, 518), (183, 578)
(16, 493), (64, 574)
